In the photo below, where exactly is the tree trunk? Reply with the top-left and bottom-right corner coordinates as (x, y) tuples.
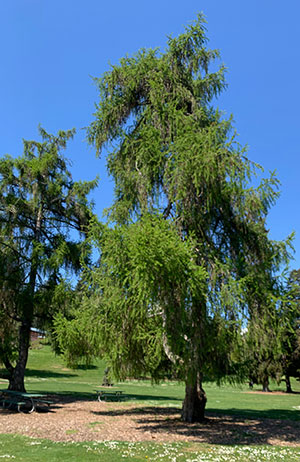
(285, 375), (293, 393)
(8, 323), (30, 392)
(181, 374), (207, 422)
(9, 201), (43, 391)
(262, 376), (271, 392)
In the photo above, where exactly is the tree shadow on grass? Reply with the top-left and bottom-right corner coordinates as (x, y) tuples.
(40, 391), (183, 405)
(119, 393), (182, 403)
(7, 389), (181, 408)
(91, 405), (300, 446)
(75, 365), (98, 371)
(208, 407), (300, 422)
(25, 369), (78, 379)
(91, 404), (300, 421)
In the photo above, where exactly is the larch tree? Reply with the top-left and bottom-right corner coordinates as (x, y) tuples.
(0, 127), (97, 391)
(57, 15), (290, 422)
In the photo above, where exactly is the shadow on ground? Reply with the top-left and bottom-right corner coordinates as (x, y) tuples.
(208, 406), (300, 421)
(9, 391), (182, 410)
(25, 369), (78, 379)
(91, 403), (300, 421)
(43, 392), (182, 404)
(91, 405), (300, 446)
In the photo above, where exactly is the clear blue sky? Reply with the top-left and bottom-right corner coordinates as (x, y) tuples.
(1, 0), (299, 270)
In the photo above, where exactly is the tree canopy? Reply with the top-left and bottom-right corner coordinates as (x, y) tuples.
(58, 15), (292, 422)
(0, 127), (97, 391)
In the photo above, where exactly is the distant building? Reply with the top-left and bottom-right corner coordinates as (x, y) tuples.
(30, 327), (46, 342)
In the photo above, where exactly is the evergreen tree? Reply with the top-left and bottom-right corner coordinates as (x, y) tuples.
(242, 268), (300, 393)
(0, 127), (97, 391)
(73, 15), (290, 421)
(280, 269), (300, 392)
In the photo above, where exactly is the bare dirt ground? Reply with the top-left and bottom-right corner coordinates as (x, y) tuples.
(0, 396), (300, 447)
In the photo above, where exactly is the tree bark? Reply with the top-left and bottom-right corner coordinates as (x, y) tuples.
(285, 375), (293, 393)
(8, 322), (31, 392)
(262, 376), (271, 392)
(181, 374), (207, 422)
(8, 200), (43, 391)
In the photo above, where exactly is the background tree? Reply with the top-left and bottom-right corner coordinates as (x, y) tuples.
(280, 269), (300, 392)
(242, 269), (300, 393)
(241, 264), (286, 392)
(55, 15), (291, 422)
(244, 316), (283, 392)
(0, 127), (97, 391)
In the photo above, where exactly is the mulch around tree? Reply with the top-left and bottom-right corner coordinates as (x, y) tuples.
(0, 396), (299, 447)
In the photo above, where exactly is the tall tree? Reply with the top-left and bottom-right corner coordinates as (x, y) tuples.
(84, 15), (290, 422)
(0, 127), (97, 391)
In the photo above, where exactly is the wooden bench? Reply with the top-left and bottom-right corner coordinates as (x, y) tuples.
(95, 390), (124, 402)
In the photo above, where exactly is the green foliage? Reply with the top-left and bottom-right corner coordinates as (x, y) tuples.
(240, 265), (300, 392)
(92, 215), (208, 380)
(53, 298), (102, 368)
(279, 269), (300, 384)
(85, 14), (291, 389)
(54, 15), (293, 421)
(0, 127), (97, 389)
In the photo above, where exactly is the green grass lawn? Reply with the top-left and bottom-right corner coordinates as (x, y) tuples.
(4, 343), (298, 422)
(0, 434), (300, 462)
(0, 344), (300, 462)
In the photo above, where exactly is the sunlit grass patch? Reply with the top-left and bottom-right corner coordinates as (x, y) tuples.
(65, 429), (78, 435)
(0, 435), (300, 462)
(87, 421), (104, 427)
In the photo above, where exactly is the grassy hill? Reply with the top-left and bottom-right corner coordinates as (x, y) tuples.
(1, 343), (299, 420)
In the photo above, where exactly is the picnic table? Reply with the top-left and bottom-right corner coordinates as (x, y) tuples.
(0, 389), (54, 413)
(95, 389), (124, 402)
